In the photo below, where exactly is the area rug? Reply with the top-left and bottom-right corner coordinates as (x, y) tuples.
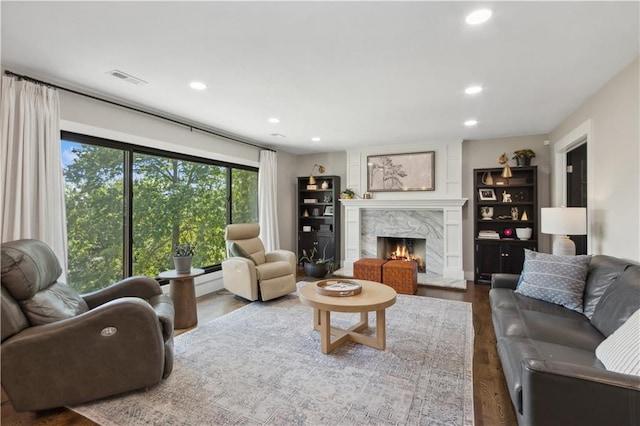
(71, 283), (474, 425)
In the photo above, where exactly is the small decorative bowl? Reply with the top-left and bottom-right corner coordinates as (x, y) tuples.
(516, 227), (533, 240)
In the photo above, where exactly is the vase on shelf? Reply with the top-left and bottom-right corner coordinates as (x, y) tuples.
(481, 172), (494, 185)
(481, 206), (494, 220)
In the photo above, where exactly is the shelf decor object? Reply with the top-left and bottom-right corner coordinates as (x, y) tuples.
(512, 149), (536, 167)
(516, 227), (533, 240)
(541, 206), (587, 256)
(315, 279), (362, 297)
(478, 188), (497, 201)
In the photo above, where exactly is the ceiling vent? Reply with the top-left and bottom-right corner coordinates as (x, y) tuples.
(106, 69), (148, 85)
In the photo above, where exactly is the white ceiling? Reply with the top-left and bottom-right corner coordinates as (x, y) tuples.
(2, 1), (638, 155)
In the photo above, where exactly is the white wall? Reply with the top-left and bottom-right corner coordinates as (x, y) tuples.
(59, 90), (260, 166)
(548, 57), (639, 261)
(345, 140), (463, 200)
(461, 135), (551, 280)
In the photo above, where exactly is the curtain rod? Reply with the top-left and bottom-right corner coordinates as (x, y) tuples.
(3, 70), (275, 152)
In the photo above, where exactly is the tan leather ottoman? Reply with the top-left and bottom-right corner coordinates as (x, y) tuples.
(382, 260), (418, 294)
(353, 258), (387, 282)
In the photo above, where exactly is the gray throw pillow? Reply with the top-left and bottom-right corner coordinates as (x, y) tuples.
(515, 249), (591, 313)
(229, 242), (257, 265)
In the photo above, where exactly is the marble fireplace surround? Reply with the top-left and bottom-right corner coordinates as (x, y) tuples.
(339, 198), (467, 289)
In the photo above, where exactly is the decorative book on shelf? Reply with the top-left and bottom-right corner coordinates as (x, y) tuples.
(478, 230), (500, 239)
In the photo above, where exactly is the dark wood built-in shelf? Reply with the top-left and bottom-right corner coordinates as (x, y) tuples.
(297, 176), (341, 266)
(474, 166), (538, 284)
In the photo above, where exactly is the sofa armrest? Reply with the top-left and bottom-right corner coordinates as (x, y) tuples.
(82, 275), (162, 308)
(521, 358), (640, 426)
(491, 273), (520, 289)
(1, 297), (165, 411)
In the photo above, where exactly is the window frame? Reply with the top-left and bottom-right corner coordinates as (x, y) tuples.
(61, 130), (259, 281)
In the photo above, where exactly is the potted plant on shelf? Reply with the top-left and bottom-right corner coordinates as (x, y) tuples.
(299, 242), (334, 278)
(340, 188), (356, 199)
(512, 149), (536, 166)
(173, 242), (195, 274)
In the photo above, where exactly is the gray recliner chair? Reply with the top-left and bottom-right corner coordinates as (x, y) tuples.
(1, 239), (175, 412)
(222, 223), (297, 301)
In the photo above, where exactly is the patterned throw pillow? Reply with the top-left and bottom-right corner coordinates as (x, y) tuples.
(515, 249), (592, 313)
(595, 309), (640, 376)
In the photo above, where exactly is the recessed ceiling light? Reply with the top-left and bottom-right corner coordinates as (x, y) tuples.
(466, 9), (492, 25)
(464, 119), (478, 126)
(465, 85), (483, 95)
(268, 117), (280, 124)
(189, 81), (207, 90)
(311, 137), (321, 142)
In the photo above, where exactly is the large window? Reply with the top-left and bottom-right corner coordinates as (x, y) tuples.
(61, 131), (258, 292)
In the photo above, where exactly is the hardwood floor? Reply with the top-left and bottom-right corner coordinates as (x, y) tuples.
(1, 277), (517, 425)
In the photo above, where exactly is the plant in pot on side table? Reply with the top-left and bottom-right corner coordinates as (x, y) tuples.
(173, 242), (195, 273)
(299, 242), (335, 279)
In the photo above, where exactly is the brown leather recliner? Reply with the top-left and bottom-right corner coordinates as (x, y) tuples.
(1, 239), (175, 412)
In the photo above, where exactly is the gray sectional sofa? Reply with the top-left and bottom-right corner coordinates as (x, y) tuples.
(490, 254), (640, 426)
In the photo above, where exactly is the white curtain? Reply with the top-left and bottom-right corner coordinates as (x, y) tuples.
(258, 150), (280, 251)
(1, 76), (68, 279)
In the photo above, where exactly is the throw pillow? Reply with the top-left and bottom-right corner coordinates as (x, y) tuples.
(514, 249), (591, 313)
(229, 242), (257, 265)
(595, 309), (640, 376)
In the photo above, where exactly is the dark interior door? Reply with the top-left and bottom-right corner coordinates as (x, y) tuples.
(566, 143), (587, 255)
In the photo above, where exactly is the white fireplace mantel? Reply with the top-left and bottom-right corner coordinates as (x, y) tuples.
(339, 197), (468, 281)
(339, 198), (467, 208)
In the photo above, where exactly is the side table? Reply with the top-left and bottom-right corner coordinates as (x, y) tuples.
(158, 268), (204, 329)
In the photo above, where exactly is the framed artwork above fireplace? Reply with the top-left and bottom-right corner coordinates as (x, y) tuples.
(367, 151), (435, 192)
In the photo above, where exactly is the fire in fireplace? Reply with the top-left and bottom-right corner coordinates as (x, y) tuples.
(377, 237), (426, 273)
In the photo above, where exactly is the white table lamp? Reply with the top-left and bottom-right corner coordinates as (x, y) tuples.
(541, 207), (587, 255)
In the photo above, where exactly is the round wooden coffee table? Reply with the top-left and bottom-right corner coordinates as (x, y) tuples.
(299, 280), (397, 354)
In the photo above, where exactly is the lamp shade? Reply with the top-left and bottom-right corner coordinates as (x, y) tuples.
(541, 207), (587, 235)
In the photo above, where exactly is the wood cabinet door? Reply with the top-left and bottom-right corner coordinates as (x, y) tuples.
(476, 242), (502, 282)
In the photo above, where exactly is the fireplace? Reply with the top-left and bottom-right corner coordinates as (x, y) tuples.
(337, 142), (467, 288)
(339, 199), (467, 288)
(377, 237), (426, 272)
